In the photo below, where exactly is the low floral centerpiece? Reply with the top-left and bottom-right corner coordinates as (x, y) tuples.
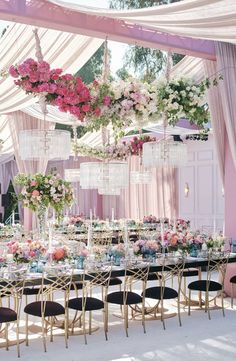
(7, 240), (46, 263)
(133, 239), (160, 257)
(143, 215), (157, 224)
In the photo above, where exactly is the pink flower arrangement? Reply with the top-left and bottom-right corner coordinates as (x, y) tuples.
(9, 59), (101, 122)
(129, 135), (156, 156)
(143, 215), (157, 224)
(133, 239), (160, 255)
(51, 246), (69, 262)
(7, 240), (46, 263)
(68, 215), (84, 226)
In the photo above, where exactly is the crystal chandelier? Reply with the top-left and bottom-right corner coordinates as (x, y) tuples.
(80, 161), (129, 195)
(130, 170), (152, 184)
(64, 168), (80, 182)
(142, 137), (187, 168)
(19, 129), (71, 160)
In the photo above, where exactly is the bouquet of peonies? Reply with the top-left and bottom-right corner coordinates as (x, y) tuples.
(143, 215), (157, 224)
(111, 243), (126, 258)
(14, 173), (74, 219)
(133, 239), (160, 256)
(7, 240), (46, 263)
(129, 135), (156, 156)
(68, 215), (84, 227)
(51, 246), (70, 262)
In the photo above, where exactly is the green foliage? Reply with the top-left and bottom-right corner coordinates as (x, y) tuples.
(75, 44), (105, 84)
(109, 0), (183, 80)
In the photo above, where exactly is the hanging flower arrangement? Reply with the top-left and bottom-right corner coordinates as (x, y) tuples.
(9, 59), (101, 121)
(156, 77), (221, 129)
(14, 173), (74, 218)
(72, 135), (156, 160)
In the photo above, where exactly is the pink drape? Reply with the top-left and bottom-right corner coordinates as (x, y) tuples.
(102, 156), (178, 220)
(8, 111), (55, 230)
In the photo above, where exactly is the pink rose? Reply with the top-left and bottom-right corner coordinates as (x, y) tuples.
(32, 190), (40, 197)
(30, 180), (38, 187)
(9, 65), (19, 78)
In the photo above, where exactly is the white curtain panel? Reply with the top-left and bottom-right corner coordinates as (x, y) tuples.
(0, 23), (103, 114)
(49, 0), (236, 43)
(215, 42), (236, 170)
(203, 60), (226, 184)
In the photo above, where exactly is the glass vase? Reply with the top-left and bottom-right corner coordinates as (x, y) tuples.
(37, 204), (48, 243)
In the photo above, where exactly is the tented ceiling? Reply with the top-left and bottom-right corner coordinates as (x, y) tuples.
(49, 0), (236, 43)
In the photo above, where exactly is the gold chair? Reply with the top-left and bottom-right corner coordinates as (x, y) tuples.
(24, 265), (73, 352)
(105, 264), (150, 336)
(0, 269), (26, 357)
(67, 264), (112, 344)
(188, 252), (229, 319)
(144, 257), (185, 329)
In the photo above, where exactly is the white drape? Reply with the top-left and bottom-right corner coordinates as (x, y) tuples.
(49, 0), (236, 43)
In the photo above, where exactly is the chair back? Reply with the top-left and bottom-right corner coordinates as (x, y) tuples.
(92, 232), (113, 247)
(123, 263), (150, 296)
(206, 252), (230, 287)
(158, 256), (186, 293)
(0, 267), (26, 314)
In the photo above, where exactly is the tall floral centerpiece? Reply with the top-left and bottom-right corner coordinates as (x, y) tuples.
(14, 173), (74, 238)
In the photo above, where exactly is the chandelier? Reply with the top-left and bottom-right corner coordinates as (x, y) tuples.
(142, 137), (187, 168)
(130, 170), (152, 184)
(64, 168), (80, 182)
(80, 162), (129, 195)
(19, 129), (71, 160)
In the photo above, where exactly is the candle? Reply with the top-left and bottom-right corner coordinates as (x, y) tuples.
(137, 207), (139, 220)
(213, 217), (216, 235)
(12, 211), (15, 225)
(173, 216), (176, 233)
(111, 208), (114, 222)
(87, 224), (92, 249)
(223, 221), (225, 237)
(160, 222), (164, 246)
(48, 223), (53, 253)
(93, 207), (96, 219)
(89, 209), (93, 221)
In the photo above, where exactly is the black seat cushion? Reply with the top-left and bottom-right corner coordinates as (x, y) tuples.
(144, 286), (178, 300)
(68, 297), (104, 311)
(188, 280), (222, 292)
(69, 282), (83, 290)
(0, 307), (17, 323)
(147, 273), (161, 281)
(106, 291), (142, 305)
(230, 275), (236, 284)
(183, 269), (199, 277)
(108, 277), (122, 286)
(24, 301), (65, 317)
(23, 287), (41, 296)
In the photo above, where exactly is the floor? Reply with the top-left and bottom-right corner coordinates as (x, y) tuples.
(1, 275), (236, 361)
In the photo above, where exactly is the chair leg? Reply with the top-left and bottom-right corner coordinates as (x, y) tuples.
(82, 312), (87, 345)
(124, 305), (129, 337)
(50, 317), (53, 342)
(221, 290), (225, 317)
(89, 311), (92, 335)
(188, 289), (191, 316)
(206, 292), (211, 320)
(231, 283), (234, 309)
(64, 311), (69, 348)
(16, 319), (20, 358)
(103, 306), (108, 341)
(141, 301), (146, 334)
(25, 313), (29, 346)
(161, 298), (165, 330)
(177, 296), (182, 327)
(42, 317), (47, 352)
(5, 322), (9, 351)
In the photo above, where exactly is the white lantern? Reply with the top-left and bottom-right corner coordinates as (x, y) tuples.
(64, 169), (80, 182)
(142, 139), (187, 168)
(80, 161), (129, 194)
(19, 130), (71, 160)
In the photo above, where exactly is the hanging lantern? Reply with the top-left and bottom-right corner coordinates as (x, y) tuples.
(142, 138), (187, 168)
(64, 168), (80, 182)
(19, 129), (71, 161)
(80, 161), (129, 195)
(130, 170), (152, 184)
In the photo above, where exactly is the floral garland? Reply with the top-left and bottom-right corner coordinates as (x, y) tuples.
(9, 59), (220, 137)
(14, 173), (74, 219)
(72, 135), (155, 161)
